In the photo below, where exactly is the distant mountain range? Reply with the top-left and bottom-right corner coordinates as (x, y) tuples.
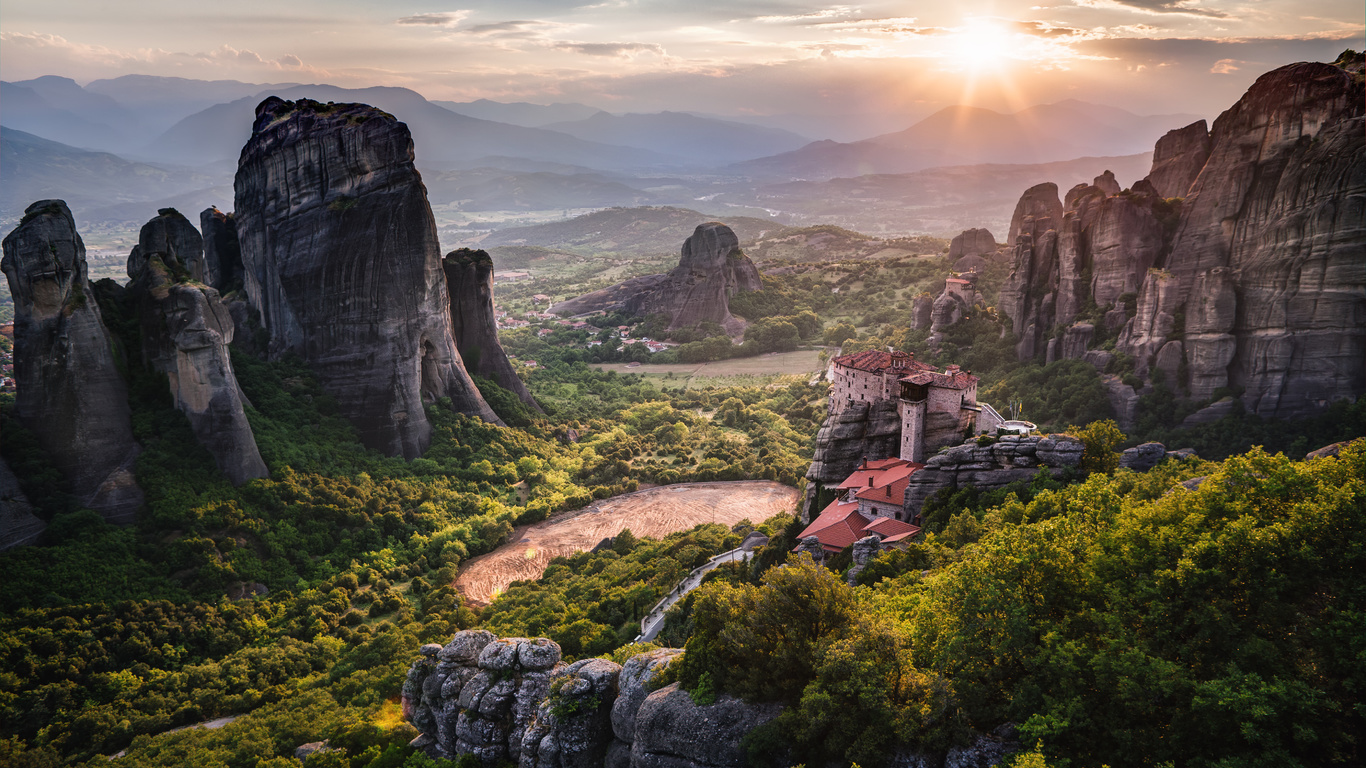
(732, 99), (1199, 180)
(477, 206), (786, 255)
(434, 99), (601, 127)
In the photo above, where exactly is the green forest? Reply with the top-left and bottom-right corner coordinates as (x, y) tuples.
(3, 234), (1365, 768)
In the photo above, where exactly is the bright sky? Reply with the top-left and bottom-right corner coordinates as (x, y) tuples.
(2, 0), (1361, 118)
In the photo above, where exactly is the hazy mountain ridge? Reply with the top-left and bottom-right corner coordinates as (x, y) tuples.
(540, 111), (812, 165)
(733, 100), (1199, 180)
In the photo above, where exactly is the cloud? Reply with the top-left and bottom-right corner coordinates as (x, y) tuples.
(1072, 0), (1231, 19)
(0, 31), (331, 81)
(749, 6), (860, 24)
(396, 12), (471, 27)
(1210, 58), (1241, 73)
(1012, 20), (1086, 38)
(466, 20), (566, 39)
(551, 42), (664, 58)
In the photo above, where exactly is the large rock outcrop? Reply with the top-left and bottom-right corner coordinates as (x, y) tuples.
(805, 399), (902, 489)
(995, 57), (1365, 419)
(127, 209), (268, 485)
(1, 200), (143, 523)
(947, 228), (997, 268)
(0, 457), (45, 551)
(553, 223), (761, 336)
(1118, 59), (1366, 416)
(1143, 120), (1211, 199)
(405, 634), (781, 768)
(233, 97), (500, 457)
(902, 434), (1083, 516)
(444, 248), (540, 411)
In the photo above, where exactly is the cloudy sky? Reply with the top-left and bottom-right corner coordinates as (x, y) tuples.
(2, 0), (1361, 121)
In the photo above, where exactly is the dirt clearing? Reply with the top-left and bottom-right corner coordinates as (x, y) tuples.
(455, 481), (799, 606)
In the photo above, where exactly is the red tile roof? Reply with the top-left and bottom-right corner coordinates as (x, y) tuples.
(837, 457), (915, 491)
(899, 369), (978, 391)
(864, 516), (920, 540)
(832, 349), (933, 375)
(795, 501), (870, 553)
(853, 463), (922, 503)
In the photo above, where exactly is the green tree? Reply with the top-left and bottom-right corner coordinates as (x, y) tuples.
(1068, 419), (1126, 474)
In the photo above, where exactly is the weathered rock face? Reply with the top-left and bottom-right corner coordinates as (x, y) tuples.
(1, 200), (143, 523)
(1119, 60), (1366, 417)
(630, 683), (783, 768)
(948, 228), (996, 261)
(998, 183), (1063, 360)
(444, 248), (540, 411)
(624, 223), (762, 335)
(911, 295), (934, 330)
(521, 658), (622, 768)
(806, 399), (902, 487)
(1093, 170), (1121, 197)
(0, 457), (46, 551)
(846, 533), (883, 586)
(1001, 179), (1167, 362)
(200, 206), (245, 293)
(406, 636), (779, 768)
(233, 97), (500, 457)
(404, 631), (564, 764)
(611, 649), (682, 746)
(1144, 120), (1211, 198)
(902, 434), (1083, 516)
(127, 209), (268, 486)
(554, 224), (761, 336)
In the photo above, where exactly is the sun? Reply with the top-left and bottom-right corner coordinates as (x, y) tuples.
(941, 19), (1016, 73)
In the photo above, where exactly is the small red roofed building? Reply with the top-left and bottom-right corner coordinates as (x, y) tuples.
(794, 456), (925, 556)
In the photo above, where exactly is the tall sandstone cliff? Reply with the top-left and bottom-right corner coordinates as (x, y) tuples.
(553, 223), (761, 335)
(127, 209), (268, 485)
(1, 200), (144, 523)
(1000, 57), (1365, 419)
(233, 97), (500, 458)
(443, 248), (540, 411)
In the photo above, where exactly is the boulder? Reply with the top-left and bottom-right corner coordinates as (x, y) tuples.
(445, 248), (541, 411)
(1180, 397), (1239, 427)
(1, 200), (143, 523)
(630, 683), (782, 768)
(846, 533), (884, 586)
(233, 97), (501, 458)
(911, 295), (934, 330)
(127, 209), (268, 486)
(519, 658), (621, 768)
(1118, 442), (1167, 472)
(612, 649), (683, 744)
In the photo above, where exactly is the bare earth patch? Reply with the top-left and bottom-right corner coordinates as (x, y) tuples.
(455, 480), (799, 606)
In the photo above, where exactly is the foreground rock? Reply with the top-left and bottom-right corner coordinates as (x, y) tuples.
(552, 223), (762, 335)
(1143, 120), (1211, 198)
(127, 209), (268, 485)
(1, 200), (143, 523)
(405, 632), (780, 768)
(444, 248), (540, 411)
(199, 206), (245, 293)
(234, 97), (499, 458)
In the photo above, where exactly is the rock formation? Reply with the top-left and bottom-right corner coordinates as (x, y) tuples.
(200, 206), (245, 293)
(805, 400), (902, 491)
(1143, 120), (1211, 198)
(948, 228), (997, 271)
(995, 57), (1365, 420)
(552, 223), (762, 336)
(1118, 60), (1366, 417)
(127, 209), (268, 485)
(1, 200), (143, 523)
(0, 457), (45, 551)
(404, 632), (781, 768)
(902, 434), (1084, 516)
(846, 533), (883, 586)
(443, 248), (540, 410)
(233, 97), (500, 458)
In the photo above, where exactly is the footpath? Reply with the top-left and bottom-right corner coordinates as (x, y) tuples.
(635, 547), (752, 642)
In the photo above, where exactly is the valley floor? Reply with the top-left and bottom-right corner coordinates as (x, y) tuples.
(454, 480), (798, 605)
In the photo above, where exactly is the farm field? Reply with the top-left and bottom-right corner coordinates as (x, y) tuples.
(454, 480), (800, 605)
(594, 349), (826, 388)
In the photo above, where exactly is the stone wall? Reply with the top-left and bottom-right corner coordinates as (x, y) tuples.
(903, 434), (1084, 516)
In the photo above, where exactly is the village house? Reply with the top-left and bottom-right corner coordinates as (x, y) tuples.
(795, 457), (923, 556)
